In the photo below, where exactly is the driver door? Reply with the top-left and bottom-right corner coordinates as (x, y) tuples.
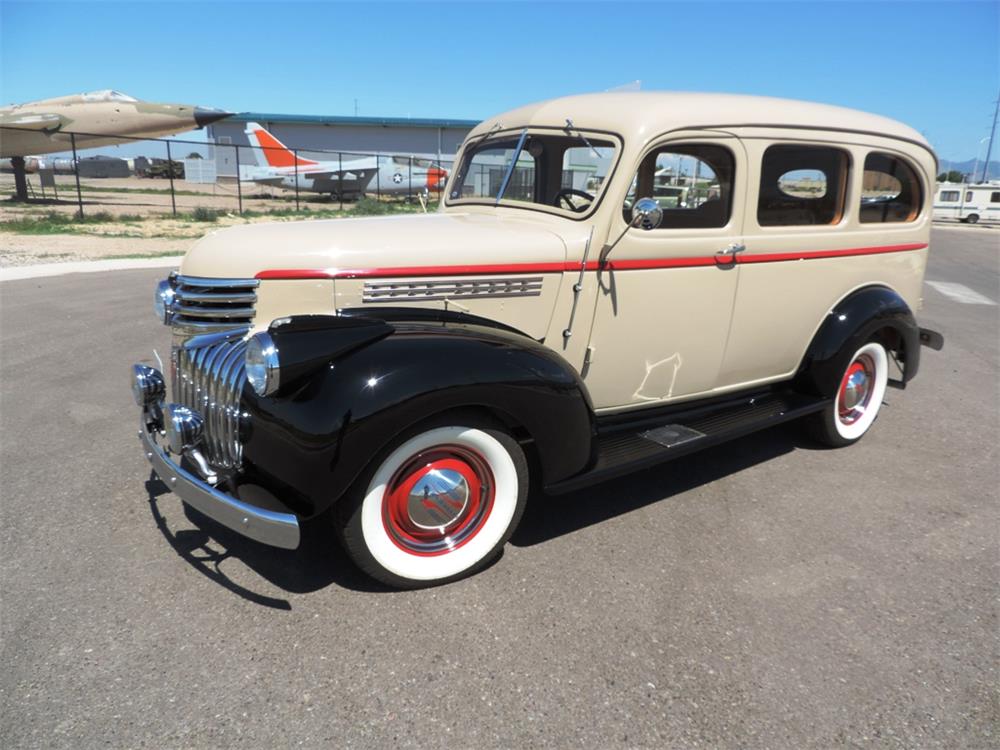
(583, 134), (746, 411)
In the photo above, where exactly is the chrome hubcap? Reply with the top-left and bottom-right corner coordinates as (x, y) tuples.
(406, 468), (470, 529)
(382, 446), (495, 556)
(842, 369), (869, 410)
(838, 355), (875, 425)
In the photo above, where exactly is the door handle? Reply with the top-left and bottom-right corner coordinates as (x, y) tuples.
(715, 243), (745, 262)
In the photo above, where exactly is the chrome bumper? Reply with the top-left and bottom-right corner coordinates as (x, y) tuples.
(138, 416), (300, 550)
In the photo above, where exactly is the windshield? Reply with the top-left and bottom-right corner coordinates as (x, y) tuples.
(448, 129), (617, 215)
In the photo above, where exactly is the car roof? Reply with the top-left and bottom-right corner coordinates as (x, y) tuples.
(469, 92), (931, 151)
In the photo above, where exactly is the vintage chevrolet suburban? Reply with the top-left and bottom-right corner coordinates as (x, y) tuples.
(132, 93), (944, 588)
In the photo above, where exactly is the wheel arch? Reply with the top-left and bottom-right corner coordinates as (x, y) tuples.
(240, 319), (596, 519)
(794, 284), (921, 398)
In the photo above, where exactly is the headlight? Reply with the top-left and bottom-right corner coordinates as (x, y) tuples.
(246, 332), (280, 396)
(154, 279), (175, 324)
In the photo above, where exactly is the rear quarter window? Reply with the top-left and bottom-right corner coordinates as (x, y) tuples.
(860, 153), (922, 223)
(757, 145), (849, 226)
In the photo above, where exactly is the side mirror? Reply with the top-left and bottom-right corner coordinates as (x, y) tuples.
(630, 197), (662, 230)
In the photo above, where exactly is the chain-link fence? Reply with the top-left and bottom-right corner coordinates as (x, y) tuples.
(1, 126), (455, 220)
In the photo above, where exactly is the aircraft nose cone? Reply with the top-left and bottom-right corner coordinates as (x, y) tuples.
(194, 108), (232, 128)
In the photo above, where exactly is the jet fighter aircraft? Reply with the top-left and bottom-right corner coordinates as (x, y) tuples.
(242, 122), (447, 198)
(0, 89), (230, 199)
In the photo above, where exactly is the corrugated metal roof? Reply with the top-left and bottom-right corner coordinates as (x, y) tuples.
(229, 112), (480, 129)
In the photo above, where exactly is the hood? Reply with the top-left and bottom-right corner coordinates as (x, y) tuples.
(181, 211), (569, 279)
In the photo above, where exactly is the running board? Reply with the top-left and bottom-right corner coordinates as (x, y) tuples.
(548, 390), (829, 494)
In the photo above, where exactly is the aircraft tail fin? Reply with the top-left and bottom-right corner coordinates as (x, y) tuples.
(244, 122), (318, 168)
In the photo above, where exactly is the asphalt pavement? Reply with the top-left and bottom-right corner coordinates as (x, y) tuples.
(1, 227), (997, 748)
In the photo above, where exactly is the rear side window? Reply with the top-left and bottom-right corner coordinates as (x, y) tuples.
(939, 190), (959, 202)
(992, 192), (1000, 203)
(860, 153), (922, 223)
(965, 191), (973, 202)
(757, 145), (849, 226)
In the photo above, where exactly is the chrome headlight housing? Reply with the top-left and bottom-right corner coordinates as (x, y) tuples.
(163, 403), (204, 453)
(154, 279), (176, 324)
(131, 364), (166, 406)
(246, 332), (280, 396)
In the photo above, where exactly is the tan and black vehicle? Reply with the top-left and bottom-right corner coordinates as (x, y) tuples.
(131, 92), (944, 588)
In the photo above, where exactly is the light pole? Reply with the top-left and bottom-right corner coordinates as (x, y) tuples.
(972, 136), (989, 184)
(979, 92), (999, 183)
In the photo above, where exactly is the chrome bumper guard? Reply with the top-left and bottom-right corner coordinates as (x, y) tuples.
(138, 415), (300, 550)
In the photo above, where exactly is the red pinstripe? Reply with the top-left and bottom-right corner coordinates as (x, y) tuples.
(254, 242), (927, 280)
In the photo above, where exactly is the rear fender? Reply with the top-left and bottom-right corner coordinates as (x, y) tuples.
(794, 285), (920, 397)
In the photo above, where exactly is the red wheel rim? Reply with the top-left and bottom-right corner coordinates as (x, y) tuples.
(838, 354), (875, 425)
(382, 445), (495, 556)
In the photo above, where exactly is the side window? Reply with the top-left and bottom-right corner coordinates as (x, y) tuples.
(623, 144), (735, 229)
(860, 153), (922, 223)
(965, 191), (974, 202)
(757, 145), (848, 226)
(992, 192), (1000, 203)
(939, 190), (959, 202)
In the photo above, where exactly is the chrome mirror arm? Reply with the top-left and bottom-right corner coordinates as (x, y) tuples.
(599, 197), (663, 265)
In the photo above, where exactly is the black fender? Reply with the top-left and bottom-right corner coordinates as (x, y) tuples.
(794, 285), (921, 397)
(239, 316), (596, 518)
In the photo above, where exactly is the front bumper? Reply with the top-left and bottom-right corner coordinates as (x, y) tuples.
(138, 413), (300, 550)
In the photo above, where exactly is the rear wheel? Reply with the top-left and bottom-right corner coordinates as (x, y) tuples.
(965, 214), (979, 224)
(337, 419), (528, 588)
(805, 340), (889, 447)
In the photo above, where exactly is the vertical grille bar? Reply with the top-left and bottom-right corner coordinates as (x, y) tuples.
(171, 336), (248, 470)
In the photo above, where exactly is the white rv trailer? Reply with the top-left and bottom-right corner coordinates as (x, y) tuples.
(933, 182), (1000, 224)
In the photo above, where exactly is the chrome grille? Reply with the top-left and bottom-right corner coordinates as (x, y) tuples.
(172, 333), (248, 470)
(363, 276), (543, 303)
(170, 274), (258, 329)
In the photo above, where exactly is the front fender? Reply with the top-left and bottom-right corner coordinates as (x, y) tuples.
(240, 320), (595, 518)
(794, 285), (920, 397)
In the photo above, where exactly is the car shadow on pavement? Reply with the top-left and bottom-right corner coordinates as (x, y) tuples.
(144, 473), (390, 607)
(511, 423), (810, 548)
(143, 423), (819, 604)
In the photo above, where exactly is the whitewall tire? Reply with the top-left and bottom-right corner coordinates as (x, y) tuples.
(807, 340), (889, 447)
(338, 420), (528, 588)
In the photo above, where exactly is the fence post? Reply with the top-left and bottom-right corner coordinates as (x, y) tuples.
(339, 153), (344, 211)
(70, 133), (84, 218)
(408, 156), (412, 203)
(234, 143), (243, 216)
(294, 148), (300, 212)
(376, 153), (381, 201)
(165, 139), (177, 217)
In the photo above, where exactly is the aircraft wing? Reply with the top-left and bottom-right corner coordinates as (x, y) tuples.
(0, 112), (63, 131)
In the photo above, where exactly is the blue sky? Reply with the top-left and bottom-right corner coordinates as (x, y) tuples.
(2, 1), (997, 161)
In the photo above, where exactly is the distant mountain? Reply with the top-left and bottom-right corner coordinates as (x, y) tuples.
(937, 158), (1000, 182)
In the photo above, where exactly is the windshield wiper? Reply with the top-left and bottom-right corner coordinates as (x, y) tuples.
(495, 128), (528, 205)
(565, 118), (603, 158)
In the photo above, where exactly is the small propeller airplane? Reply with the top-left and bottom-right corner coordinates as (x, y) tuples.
(242, 122), (448, 199)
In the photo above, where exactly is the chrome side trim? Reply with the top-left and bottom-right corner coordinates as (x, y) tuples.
(363, 276), (544, 303)
(174, 275), (261, 289)
(168, 274), (259, 330)
(139, 419), (300, 549)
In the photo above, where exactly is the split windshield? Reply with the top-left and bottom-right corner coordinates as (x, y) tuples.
(449, 129), (616, 214)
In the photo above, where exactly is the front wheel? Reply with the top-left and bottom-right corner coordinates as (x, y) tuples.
(337, 420), (528, 588)
(804, 340), (889, 447)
